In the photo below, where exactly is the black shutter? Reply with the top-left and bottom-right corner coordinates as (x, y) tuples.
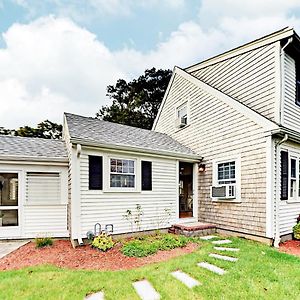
(89, 156), (103, 190)
(142, 161), (152, 191)
(281, 151), (288, 200)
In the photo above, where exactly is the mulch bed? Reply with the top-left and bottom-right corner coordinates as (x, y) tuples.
(0, 240), (199, 271)
(279, 240), (300, 257)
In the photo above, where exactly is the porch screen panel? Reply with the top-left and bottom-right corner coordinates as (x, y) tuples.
(281, 151), (289, 200)
(141, 161), (152, 191)
(26, 172), (61, 204)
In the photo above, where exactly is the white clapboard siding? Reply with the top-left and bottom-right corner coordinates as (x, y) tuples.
(23, 205), (68, 237)
(79, 151), (177, 236)
(26, 173), (61, 203)
(155, 72), (268, 236)
(189, 44), (277, 121)
(282, 53), (300, 132)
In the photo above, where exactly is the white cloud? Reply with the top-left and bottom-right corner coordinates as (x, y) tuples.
(2, 1), (300, 128)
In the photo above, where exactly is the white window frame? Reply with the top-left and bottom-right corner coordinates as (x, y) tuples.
(287, 151), (300, 203)
(212, 156), (241, 202)
(175, 101), (189, 129)
(107, 157), (138, 192)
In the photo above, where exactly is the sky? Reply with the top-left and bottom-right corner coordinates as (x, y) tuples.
(1, 0), (300, 128)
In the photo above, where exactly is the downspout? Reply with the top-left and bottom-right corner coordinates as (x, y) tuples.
(76, 144), (84, 246)
(279, 37), (293, 124)
(274, 134), (288, 247)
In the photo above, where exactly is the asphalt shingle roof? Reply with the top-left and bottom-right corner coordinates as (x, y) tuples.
(0, 135), (67, 160)
(65, 113), (199, 158)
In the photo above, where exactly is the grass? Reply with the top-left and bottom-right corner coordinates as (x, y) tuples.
(0, 237), (300, 300)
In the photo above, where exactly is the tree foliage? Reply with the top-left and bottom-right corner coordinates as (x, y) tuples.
(96, 68), (172, 129)
(0, 120), (62, 139)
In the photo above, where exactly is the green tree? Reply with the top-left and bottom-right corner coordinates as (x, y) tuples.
(0, 120), (62, 139)
(96, 68), (172, 129)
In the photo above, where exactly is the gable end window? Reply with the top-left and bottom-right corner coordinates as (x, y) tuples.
(110, 159), (135, 188)
(175, 103), (188, 128)
(89, 156), (103, 190)
(141, 161), (152, 191)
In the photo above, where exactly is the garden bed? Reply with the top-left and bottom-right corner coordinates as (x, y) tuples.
(279, 240), (300, 257)
(0, 239), (199, 271)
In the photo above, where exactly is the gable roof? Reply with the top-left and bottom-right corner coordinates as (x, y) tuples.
(64, 113), (200, 160)
(152, 67), (279, 131)
(0, 135), (67, 162)
(185, 27), (295, 73)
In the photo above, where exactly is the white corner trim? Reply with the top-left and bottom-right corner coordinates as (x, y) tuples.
(152, 67), (176, 130)
(175, 67), (279, 131)
(265, 135), (274, 238)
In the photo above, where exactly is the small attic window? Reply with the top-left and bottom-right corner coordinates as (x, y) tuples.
(175, 103), (188, 128)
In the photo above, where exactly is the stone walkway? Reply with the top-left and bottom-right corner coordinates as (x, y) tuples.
(85, 235), (240, 300)
(0, 240), (29, 259)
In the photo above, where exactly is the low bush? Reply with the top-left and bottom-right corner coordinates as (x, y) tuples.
(92, 233), (114, 252)
(122, 240), (159, 257)
(35, 237), (53, 248)
(121, 233), (190, 257)
(293, 222), (300, 240)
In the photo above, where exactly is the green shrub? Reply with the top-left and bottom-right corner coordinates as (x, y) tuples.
(158, 234), (188, 250)
(293, 222), (300, 240)
(121, 233), (190, 257)
(122, 240), (159, 257)
(35, 237), (53, 248)
(92, 233), (114, 251)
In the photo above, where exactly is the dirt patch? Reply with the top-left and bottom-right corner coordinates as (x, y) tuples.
(0, 240), (199, 271)
(279, 240), (300, 257)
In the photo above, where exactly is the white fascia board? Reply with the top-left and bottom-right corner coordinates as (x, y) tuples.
(186, 28), (294, 72)
(175, 67), (279, 132)
(0, 155), (68, 165)
(152, 66), (176, 130)
(70, 138), (201, 161)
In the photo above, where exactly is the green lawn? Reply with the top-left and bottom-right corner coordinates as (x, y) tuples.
(0, 237), (300, 300)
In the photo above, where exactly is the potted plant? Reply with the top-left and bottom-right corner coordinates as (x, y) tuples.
(293, 214), (300, 240)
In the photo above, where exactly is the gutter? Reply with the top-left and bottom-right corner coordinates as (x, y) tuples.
(70, 138), (202, 161)
(0, 155), (68, 164)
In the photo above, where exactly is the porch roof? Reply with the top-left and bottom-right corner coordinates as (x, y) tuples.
(0, 135), (68, 162)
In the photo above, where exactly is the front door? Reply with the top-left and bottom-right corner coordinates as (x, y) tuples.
(0, 172), (21, 238)
(179, 162), (193, 218)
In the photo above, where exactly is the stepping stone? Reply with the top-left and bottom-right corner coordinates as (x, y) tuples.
(199, 235), (217, 240)
(171, 270), (200, 288)
(209, 253), (238, 262)
(85, 291), (104, 300)
(214, 247), (240, 252)
(133, 280), (160, 300)
(212, 239), (232, 245)
(197, 262), (226, 275)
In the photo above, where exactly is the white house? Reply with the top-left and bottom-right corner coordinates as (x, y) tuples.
(1, 27), (300, 246)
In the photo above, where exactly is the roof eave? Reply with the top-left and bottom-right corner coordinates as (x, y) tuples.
(70, 137), (202, 161)
(0, 155), (68, 164)
(186, 27), (294, 73)
(271, 127), (300, 144)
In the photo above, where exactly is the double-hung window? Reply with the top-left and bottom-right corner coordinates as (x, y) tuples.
(110, 159), (135, 188)
(217, 161), (236, 197)
(290, 158), (297, 200)
(176, 103), (188, 128)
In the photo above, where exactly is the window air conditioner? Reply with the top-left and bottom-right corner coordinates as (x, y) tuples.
(175, 117), (187, 128)
(210, 185), (236, 199)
